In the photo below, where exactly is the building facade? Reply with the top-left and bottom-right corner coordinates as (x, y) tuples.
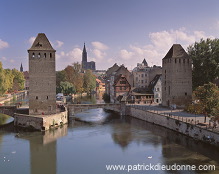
(149, 74), (162, 104)
(133, 59), (162, 88)
(82, 43), (96, 71)
(162, 44), (192, 107)
(28, 33), (56, 115)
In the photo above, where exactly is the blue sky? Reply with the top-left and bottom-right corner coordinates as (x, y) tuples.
(0, 0), (219, 71)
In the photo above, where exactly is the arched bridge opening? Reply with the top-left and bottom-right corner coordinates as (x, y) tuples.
(67, 103), (123, 117)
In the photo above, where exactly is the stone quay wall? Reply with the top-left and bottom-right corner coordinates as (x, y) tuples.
(125, 106), (219, 146)
(14, 110), (68, 131)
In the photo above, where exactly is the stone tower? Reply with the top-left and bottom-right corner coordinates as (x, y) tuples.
(82, 43), (87, 69)
(28, 33), (56, 115)
(162, 44), (192, 107)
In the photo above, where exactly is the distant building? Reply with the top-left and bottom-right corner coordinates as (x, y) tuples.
(96, 78), (105, 92)
(28, 33), (56, 115)
(23, 71), (29, 90)
(149, 74), (162, 104)
(20, 63), (23, 72)
(113, 74), (131, 102)
(162, 44), (192, 107)
(132, 59), (162, 88)
(82, 43), (96, 71)
(105, 64), (133, 103)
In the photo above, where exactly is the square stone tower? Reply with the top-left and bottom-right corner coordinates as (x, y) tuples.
(28, 33), (56, 115)
(162, 44), (192, 107)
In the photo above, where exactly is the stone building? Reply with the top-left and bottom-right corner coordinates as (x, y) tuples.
(133, 59), (162, 88)
(82, 43), (96, 71)
(28, 33), (56, 115)
(162, 44), (192, 107)
(105, 64), (133, 103)
(149, 74), (162, 104)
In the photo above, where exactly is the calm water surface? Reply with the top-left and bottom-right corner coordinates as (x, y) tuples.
(0, 108), (219, 174)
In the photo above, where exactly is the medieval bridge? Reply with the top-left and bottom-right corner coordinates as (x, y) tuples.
(67, 103), (125, 117)
(0, 103), (125, 124)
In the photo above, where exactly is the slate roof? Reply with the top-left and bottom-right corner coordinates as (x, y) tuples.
(163, 44), (189, 59)
(148, 74), (162, 90)
(28, 33), (55, 51)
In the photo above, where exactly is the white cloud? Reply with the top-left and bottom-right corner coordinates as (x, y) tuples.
(53, 40), (64, 48)
(66, 48), (82, 62)
(0, 39), (9, 49)
(117, 28), (214, 68)
(92, 49), (106, 59)
(119, 49), (134, 60)
(28, 37), (36, 45)
(10, 59), (15, 63)
(1, 57), (7, 61)
(91, 41), (109, 50)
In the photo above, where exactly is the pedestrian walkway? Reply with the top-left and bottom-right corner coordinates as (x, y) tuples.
(128, 104), (219, 133)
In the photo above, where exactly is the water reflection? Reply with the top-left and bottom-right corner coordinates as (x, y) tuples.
(18, 125), (67, 174)
(0, 108), (219, 174)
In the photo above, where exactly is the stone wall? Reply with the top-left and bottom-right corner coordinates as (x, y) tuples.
(14, 110), (68, 131)
(126, 106), (219, 146)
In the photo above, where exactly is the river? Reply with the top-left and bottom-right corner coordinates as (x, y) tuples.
(0, 95), (219, 174)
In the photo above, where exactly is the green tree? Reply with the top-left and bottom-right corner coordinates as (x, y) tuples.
(0, 62), (6, 95)
(56, 70), (66, 87)
(193, 82), (219, 122)
(4, 69), (14, 92)
(187, 38), (219, 90)
(11, 69), (25, 91)
(83, 70), (96, 94)
(58, 81), (76, 95)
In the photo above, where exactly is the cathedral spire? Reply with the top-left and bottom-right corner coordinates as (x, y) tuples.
(82, 43), (87, 69)
(20, 63), (23, 72)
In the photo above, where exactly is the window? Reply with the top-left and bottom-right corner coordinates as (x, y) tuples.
(47, 96), (49, 99)
(50, 53), (52, 58)
(175, 59), (177, 63)
(185, 92), (187, 96)
(179, 59), (181, 63)
(141, 74), (144, 77)
(157, 88), (159, 91)
(44, 53), (46, 58)
(36, 96), (38, 100)
(124, 87), (126, 90)
(120, 87), (122, 90)
(141, 80), (144, 84)
(32, 53), (35, 58)
(120, 81), (126, 84)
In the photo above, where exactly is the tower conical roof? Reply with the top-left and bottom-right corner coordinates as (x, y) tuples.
(163, 44), (189, 59)
(28, 33), (55, 51)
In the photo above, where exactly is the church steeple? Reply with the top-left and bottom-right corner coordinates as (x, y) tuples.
(20, 63), (23, 72)
(82, 43), (87, 69)
(82, 43), (87, 62)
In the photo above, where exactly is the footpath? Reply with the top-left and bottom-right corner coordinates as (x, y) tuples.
(130, 104), (219, 133)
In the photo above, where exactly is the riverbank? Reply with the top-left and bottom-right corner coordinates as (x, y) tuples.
(125, 104), (219, 147)
(0, 91), (27, 105)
